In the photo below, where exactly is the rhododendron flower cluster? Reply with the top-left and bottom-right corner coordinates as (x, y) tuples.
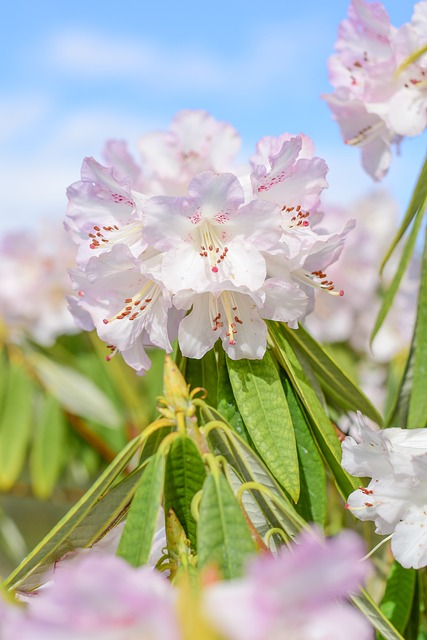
(342, 415), (427, 569)
(0, 221), (79, 346)
(0, 529), (372, 639)
(324, 0), (427, 179)
(67, 110), (351, 374)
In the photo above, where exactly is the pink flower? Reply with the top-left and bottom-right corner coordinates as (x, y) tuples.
(142, 171), (277, 294)
(66, 157), (146, 268)
(138, 109), (241, 196)
(11, 555), (181, 640)
(203, 528), (373, 640)
(0, 222), (80, 346)
(70, 244), (173, 375)
(324, 0), (427, 179)
(251, 134), (329, 213)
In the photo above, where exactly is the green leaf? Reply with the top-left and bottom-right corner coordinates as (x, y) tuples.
(380, 152), (427, 274)
(372, 206), (424, 343)
(226, 351), (300, 501)
(164, 436), (206, 547)
(378, 561), (416, 636)
(30, 395), (66, 499)
(268, 323), (358, 499)
(281, 373), (326, 525)
(407, 225), (427, 429)
(0, 359), (33, 491)
(117, 452), (165, 567)
(352, 589), (405, 640)
(204, 421), (306, 540)
(197, 471), (256, 579)
(275, 322), (383, 425)
(216, 348), (251, 444)
(183, 350), (218, 408)
(28, 352), (121, 428)
(4, 434), (144, 591)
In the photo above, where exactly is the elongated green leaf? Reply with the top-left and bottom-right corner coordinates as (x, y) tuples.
(352, 589), (405, 640)
(0, 360), (33, 490)
(227, 351), (300, 501)
(378, 562), (416, 636)
(407, 225), (427, 429)
(372, 207), (424, 343)
(4, 434), (144, 591)
(15, 466), (146, 593)
(276, 322), (383, 425)
(203, 419), (306, 539)
(164, 436), (206, 547)
(30, 395), (66, 499)
(29, 352), (121, 428)
(268, 324), (358, 499)
(198, 471), (256, 579)
(281, 373), (326, 525)
(216, 348), (251, 444)
(381, 152), (427, 273)
(0, 348), (9, 416)
(402, 574), (420, 640)
(184, 350), (218, 408)
(117, 453), (165, 567)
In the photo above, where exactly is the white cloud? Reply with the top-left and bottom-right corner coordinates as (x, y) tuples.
(0, 109), (159, 233)
(44, 21), (326, 97)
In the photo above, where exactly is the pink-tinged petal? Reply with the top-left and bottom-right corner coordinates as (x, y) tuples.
(219, 291), (267, 360)
(251, 528), (370, 607)
(360, 135), (393, 181)
(261, 278), (308, 323)
(142, 195), (194, 249)
(12, 555), (180, 639)
(102, 139), (143, 187)
(341, 420), (393, 478)
(303, 219), (355, 273)
(301, 603), (374, 640)
(178, 293), (218, 359)
(171, 109), (241, 169)
(252, 137), (329, 210)
(78, 245), (172, 356)
(204, 529), (371, 640)
(67, 294), (95, 332)
(121, 341), (153, 376)
(251, 133), (315, 169)
(66, 157), (146, 265)
(187, 171), (244, 219)
(388, 89), (427, 137)
(339, 0), (394, 61)
(138, 110), (241, 196)
(176, 287), (266, 360)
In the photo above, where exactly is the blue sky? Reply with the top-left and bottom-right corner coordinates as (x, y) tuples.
(0, 0), (424, 233)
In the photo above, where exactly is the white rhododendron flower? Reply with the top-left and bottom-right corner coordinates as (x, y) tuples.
(342, 415), (427, 568)
(67, 111), (350, 374)
(324, 0), (427, 179)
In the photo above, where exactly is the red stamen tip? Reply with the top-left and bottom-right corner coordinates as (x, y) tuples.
(339, 289), (344, 296)
(211, 266), (219, 273)
(106, 355), (111, 361)
(344, 503), (350, 509)
(103, 319), (109, 325)
(302, 220), (309, 226)
(229, 340), (236, 345)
